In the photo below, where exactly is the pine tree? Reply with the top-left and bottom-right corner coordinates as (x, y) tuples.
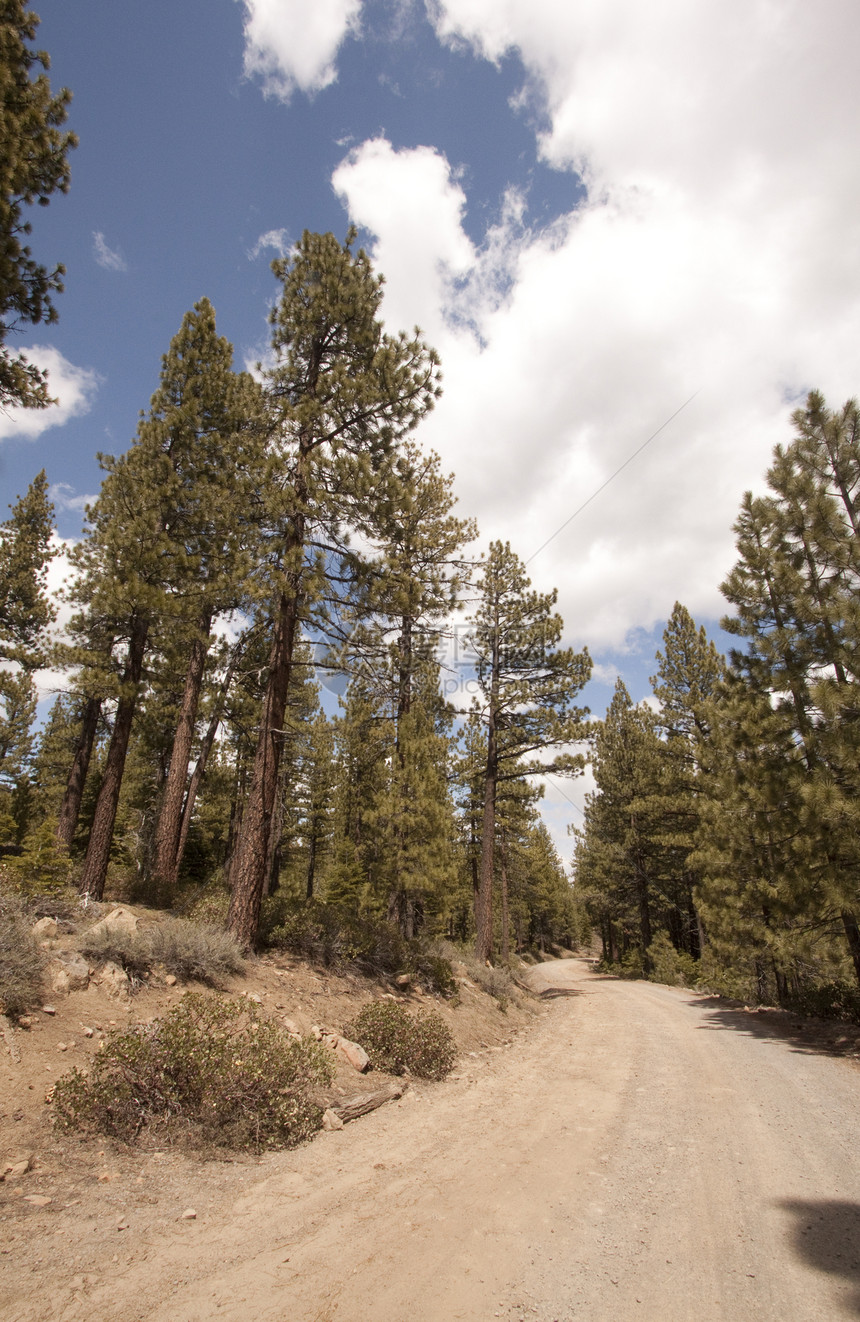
(650, 603), (725, 957)
(227, 229), (440, 948)
(0, 3), (77, 409)
(71, 300), (262, 900)
(0, 471), (55, 839)
(468, 541), (591, 962)
(719, 392), (860, 986)
(574, 679), (664, 969)
(0, 468), (55, 668)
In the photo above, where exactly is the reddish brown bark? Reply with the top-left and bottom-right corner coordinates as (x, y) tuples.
(150, 615), (210, 904)
(227, 579), (301, 948)
(79, 615), (149, 900)
(55, 696), (100, 851)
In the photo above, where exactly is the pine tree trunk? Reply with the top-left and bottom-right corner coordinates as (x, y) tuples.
(150, 615), (211, 904)
(500, 827), (510, 962)
(841, 908), (860, 989)
(476, 757), (496, 964)
(305, 830), (317, 900)
(476, 625), (500, 965)
(227, 582), (300, 948)
(175, 647), (240, 875)
(55, 696), (100, 851)
(79, 615), (149, 900)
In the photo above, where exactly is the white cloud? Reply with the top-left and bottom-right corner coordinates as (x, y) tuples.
(333, 2), (860, 653)
(0, 347), (100, 442)
(332, 139), (476, 343)
(240, 0), (362, 99)
(93, 231), (127, 271)
(247, 227), (291, 260)
(49, 483), (97, 515)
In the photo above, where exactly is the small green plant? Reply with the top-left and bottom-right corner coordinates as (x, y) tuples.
(52, 993), (333, 1151)
(77, 916), (245, 989)
(0, 889), (45, 1016)
(2, 821), (75, 895)
(344, 1000), (456, 1080)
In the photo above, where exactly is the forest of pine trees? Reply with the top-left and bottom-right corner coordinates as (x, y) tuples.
(0, 229), (585, 964)
(574, 393), (860, 1012)
(1, 38), (858, 996)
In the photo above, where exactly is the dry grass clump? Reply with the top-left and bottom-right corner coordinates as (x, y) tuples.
(0, 888), (46, 1016)
(78, 915), (245, 989)
(52, 993), (333, 1151)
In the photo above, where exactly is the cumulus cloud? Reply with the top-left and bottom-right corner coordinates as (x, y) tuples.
(0, 348), (100, 442)
(333, 2), (860, 652)
(240, 0), (362, 99)
(93, 231), (127, 271)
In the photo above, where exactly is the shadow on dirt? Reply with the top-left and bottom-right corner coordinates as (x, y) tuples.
(691, 996), (860, 1061)
(778, 1199), (860, 1315)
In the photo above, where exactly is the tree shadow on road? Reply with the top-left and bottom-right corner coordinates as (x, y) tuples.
(778, 1198), (860, 1316)
(535, 986), (583, 999)
(691, 995), (860, 1061)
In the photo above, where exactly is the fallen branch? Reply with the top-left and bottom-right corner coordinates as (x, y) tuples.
(331, 1081), (408, 1123)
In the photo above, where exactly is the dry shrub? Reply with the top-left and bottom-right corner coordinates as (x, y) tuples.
(77, 916), (245, 989)
(52, 993), (333, 1151)
(0, 888), (45, 1016)
(344, 1000), (456, 1080)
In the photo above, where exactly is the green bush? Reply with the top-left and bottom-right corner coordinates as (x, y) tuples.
(647, 932), (698, 987)
(786, 980), (860, 1023)
(0, 889), (45, 1016)
(265, 900), (457, 995)
(78, 916), (245, 989)
(52, 993), (333, 1151)
(344, 1000), (456, 1080)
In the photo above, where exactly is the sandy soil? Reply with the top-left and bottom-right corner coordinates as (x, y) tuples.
(3, 957), (860, 1321)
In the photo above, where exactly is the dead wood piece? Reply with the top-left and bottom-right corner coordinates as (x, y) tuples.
(331, 1082), (408, 1123)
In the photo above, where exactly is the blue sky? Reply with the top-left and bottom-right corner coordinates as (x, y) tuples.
(2, 0), (859, 852)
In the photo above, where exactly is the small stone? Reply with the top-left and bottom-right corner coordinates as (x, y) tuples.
(83, 1027), (94, 1038)
(321, 1109), (344, 1131)
(164, 974), (177, 987)
(50, 951), (90, 994)
(3, 1157), (32, 1180)
(116, 1219), (129, 1231)
(96, 963), (130, 1000)
(31, 916), (58, 939)
(336, 1036), (371, 1073)
(17, 1016), (32, 1030)
(86, 907), (138, 940)
(246, 992), (262, 1005)
(181, 1208), (197, 1220)
(395, 974), (411, 988)
(57, 1042), (67, 1052)
(41, 1005), (57, 1016)
(282, 1018), (300, 1036)
(24, 1194), (51, 1207)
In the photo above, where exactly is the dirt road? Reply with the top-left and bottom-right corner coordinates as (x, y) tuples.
(7, 958), (860, 1321)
